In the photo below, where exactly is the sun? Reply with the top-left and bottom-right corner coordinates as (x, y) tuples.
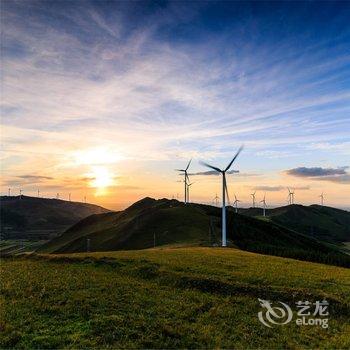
(89, 166), (114, 195)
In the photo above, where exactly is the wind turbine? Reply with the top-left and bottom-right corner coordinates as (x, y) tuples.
(287, 188), (295, 204)
(260, 194), (267, 217)
(8, 188), (10, 196)
(233, 194), (241, 213)
(187, 181), (194, 203)
(56, 193), (59, 199)
(175, 159), (191, 204)
(319, 192), (324, 206)
(251, 191), (256, 208)
(200, 146), (243, 247)
(213, 194), (219, 207)
(69, 193), (71, 201)
(19, 189), (23, 199)
(37, 189), (40, 197)
(286, 193), (291, 205)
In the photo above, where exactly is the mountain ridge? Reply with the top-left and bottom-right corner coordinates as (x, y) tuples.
(39, 197), (350, 267)
(238, 203), (350, 242)
(0, 195), (110, 239)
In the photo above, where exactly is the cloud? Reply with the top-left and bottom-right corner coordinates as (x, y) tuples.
(286, 166), (350, 184)
(253, 185), (310, 192)
(292, 186), (311, 190)
(306, 142), (350, 155)
(253, 185), (284, 192)
(314, 174), (350, 184)
(17, 175), (53, 180)
(189, 170), (239, 176)
(286, 166), (348, 177)
(1, 174), (54, 187)
(255, 150), (294, 159)
(80, 176), (95, 182)
(2, 0), (350, 165)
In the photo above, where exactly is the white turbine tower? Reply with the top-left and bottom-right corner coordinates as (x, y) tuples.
(69, 193), (71, 201)
(187, 181), (194, 203)
(8, 188), (10, 196)
(291, 188), (295, 204)
(200, 146), (243, 247)
(251, 191), (256, 208)
(260, 194), (267, 217)
(319, 192), (324, 206)
(286, 192), (291, 205)
(19, 189), (23, 199)
(233, 194), (241, 213)
(175, 159), (191, 204)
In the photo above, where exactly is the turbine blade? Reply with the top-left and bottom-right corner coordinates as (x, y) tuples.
(175, 169), (185, 172)
(185, 159), (192, 171)
(199, 161), (221, 173)
(225, 145), (244, 172)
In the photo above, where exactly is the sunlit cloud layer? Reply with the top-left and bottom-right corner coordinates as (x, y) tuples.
(1, 1), (349, 209)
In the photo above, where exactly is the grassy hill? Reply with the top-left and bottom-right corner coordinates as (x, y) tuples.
(39, 198), (350, 267)
(0, 196), (110, 240)
(239, 204), (350, 243)
(1, 248), (349, 348)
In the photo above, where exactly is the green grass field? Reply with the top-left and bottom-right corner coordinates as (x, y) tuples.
(1, 248), (350, 349)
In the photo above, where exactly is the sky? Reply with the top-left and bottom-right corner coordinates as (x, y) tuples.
(1, 0), (350, 210)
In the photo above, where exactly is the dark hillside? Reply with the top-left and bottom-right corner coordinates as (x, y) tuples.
(0, 196), (110, 239)
(240, 204), (350, 243)
(39, 198), (350, 267)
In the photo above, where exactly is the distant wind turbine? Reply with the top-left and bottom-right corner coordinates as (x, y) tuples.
(260, 194), (267, 217)
(319, 192), (324, 206)
(251, 191), (256, 208)
(56, 193), (59, 199)
(175, 159), (192, 204)
(37, 189), (40, 197)
(8, 188), (10, 196)
(19, 189), (23, 199)
(233, 194), (241, 213)
(287, 188), (295, 204)
(213, 193), (219, 207)
(200, 145), (243, 247)
(69, 193), (71, 201)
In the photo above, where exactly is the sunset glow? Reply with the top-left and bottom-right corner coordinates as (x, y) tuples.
(1, 1), (349, 210)
(89, 166), (115, 196)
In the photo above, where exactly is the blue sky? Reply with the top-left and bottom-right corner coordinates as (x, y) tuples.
(1, 1), (349, 208)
